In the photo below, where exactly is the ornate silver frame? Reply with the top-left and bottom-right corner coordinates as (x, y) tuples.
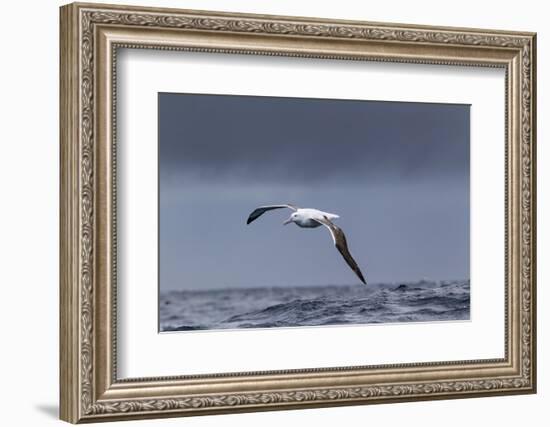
(60, 2), (537, 423)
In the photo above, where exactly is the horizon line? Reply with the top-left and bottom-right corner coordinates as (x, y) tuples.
(160, 277), (471, 294)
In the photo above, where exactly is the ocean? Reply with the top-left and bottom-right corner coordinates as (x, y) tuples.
(159, 279), (470, 332)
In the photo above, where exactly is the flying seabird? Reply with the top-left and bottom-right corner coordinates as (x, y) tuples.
(246, 204), (366, 285)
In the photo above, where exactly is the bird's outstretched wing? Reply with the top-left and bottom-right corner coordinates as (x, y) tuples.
(314, 216), (366, 285)
(246, 204), (298, 225)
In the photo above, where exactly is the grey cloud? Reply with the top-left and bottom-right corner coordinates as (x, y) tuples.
(159, 93), (470, 186)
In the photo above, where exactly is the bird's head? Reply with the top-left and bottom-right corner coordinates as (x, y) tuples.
(283, 212), (299, 225)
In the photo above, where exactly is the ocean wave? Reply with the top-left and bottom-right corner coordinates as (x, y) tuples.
(160, 279), (470, 331)
(164, 324), (208, 331)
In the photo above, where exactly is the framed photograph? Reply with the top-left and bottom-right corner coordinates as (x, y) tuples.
(60, 2), (537, 423)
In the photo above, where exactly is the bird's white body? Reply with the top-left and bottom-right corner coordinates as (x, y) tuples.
(288, 208), (340, 228)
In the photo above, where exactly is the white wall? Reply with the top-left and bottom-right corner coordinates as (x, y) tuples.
(0, 1), (546, 426)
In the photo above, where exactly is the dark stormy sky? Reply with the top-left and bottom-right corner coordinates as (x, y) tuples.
(159, 93), (470, 290)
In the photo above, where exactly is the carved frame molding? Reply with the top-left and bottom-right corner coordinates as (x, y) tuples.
(60, 2), (536, 423)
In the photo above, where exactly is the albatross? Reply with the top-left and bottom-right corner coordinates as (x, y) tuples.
(246, 204), (366, 285)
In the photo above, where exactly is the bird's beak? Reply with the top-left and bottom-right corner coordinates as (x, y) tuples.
(283, 218), (293, 225)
